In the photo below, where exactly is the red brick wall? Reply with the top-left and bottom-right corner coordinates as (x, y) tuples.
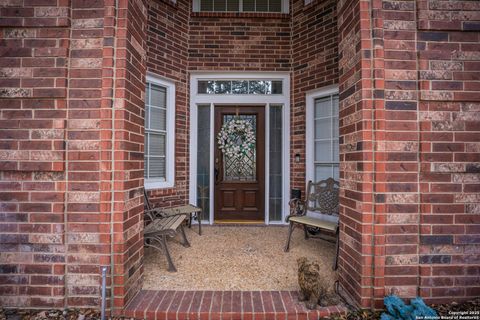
(336, 0), (376, 308)
(2, 0), (478, 313)
(374, 0), (420, 306)
(145, 0), (190, 207)
(0, 0), (69, 308)
(0, 0), (147, 311)
(110, 0), (147, 312)
(416, 0), (480, 303)
(146, 0), (334, 205)
(189, 12), (290, 71)
(144, 2), (291, 207)
(291, 0), (338, 191)
(337, 0), (480, 308)
(66, 0), (110, 309)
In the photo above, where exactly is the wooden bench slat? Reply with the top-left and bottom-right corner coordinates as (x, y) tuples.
(160, 216), (178, 229)
(161, 204), (201, 215)
(144, 215), (186, 235)
(169, 215), (187, 230)
(288, 215), (337, 232)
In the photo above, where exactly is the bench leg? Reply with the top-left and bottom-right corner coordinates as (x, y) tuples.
(197, 211), (202, 236)
(332, 228), (340, 270)
(161, 235), (177, 272)
(179, 224), (191, 248)
(188, 213), (192, 228)
(303, 225), (309, 239)
(284, 222), (294, 252)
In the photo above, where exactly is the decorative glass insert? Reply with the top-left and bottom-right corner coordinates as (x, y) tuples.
(197, 105), (210, 221)
(199, 0), (281, 12)
(269, 105), (283, 222)
(222, 114), (257, 181)
(198, 80), (282, 95)
(145, 83), (167, 180)
(314, 94), (339, 182)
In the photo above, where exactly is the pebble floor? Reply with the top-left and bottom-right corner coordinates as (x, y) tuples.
(143, 225), (337, 291)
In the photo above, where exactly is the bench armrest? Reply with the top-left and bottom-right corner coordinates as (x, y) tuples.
(286, 198), (307, 222)
(144, 208), (167, 223)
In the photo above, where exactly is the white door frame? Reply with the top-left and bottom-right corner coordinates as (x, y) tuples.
(189, 72), (291, 224)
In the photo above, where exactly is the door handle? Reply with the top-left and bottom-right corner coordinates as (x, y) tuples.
(214, 167), (219, 184)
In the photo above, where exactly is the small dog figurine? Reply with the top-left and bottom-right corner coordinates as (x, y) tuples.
(297, 257), (328, 309)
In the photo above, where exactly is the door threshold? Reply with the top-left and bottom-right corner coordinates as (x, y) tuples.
(214, 219), (265, 225)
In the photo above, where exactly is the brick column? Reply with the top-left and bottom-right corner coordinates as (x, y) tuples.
(65, 0), (112, 308)
(416, 0), (480, 303)
(337, 0), (378, 308)
(380, 0), (421, 304)
(0, 1), (70, 308)
(108, 0), (147, 313)
(0, 0), (147, 311)
(337, 0), (480, 308)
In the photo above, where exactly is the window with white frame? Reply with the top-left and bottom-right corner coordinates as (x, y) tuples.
(313, 94), (339, 182)
(144, 76), (175, 189)
(198, 79), (282, 94)
(306, 89), (339, 184)
(194, 0), (287, 12)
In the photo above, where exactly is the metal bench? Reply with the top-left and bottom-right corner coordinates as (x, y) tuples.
(144, 189), (203, 235)
(161, 205), (203, 235)
(284, 178), (340, 270)
(144, 207), (191, 272)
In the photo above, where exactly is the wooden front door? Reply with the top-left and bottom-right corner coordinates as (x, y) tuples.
(214, 106), (265, 221)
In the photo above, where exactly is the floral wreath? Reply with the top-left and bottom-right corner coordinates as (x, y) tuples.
(217, 118), (255, 157)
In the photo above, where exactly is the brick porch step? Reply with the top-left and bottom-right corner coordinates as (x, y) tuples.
(124, 290), (347, 320)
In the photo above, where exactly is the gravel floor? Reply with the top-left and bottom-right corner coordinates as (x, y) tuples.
(143, 225), (337, 291)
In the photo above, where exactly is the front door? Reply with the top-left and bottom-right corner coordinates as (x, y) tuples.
(214, 106), (265, 221)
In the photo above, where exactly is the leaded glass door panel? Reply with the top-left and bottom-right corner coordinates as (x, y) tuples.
(214, 106), (265, 221)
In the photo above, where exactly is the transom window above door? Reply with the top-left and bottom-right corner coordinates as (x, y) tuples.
(194, 0), (287, 13)
(198, 80), (283, 95)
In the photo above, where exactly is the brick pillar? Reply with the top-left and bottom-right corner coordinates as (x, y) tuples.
(338, 0), (480, 308)
(336, 0), (378, 308)
(108, 0), (147, 313)
(65, 0), (112, 308)
(0, 1), (70, 308)
(380, 0), (421, 305)
(0, 0), (147, 311)
(416, 0), (480, 303)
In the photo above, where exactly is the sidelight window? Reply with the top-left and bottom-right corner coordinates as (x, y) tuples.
(269, 105), (283, 222)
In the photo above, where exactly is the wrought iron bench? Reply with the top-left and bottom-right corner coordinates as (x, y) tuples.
(144, 189), (203, 235)
(284, 178), (340, 270)
(143, 190), (203, 272)
(144, 207), (190, 272)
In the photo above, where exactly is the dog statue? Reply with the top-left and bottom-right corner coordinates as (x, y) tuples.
(297, 257), (329, 309)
